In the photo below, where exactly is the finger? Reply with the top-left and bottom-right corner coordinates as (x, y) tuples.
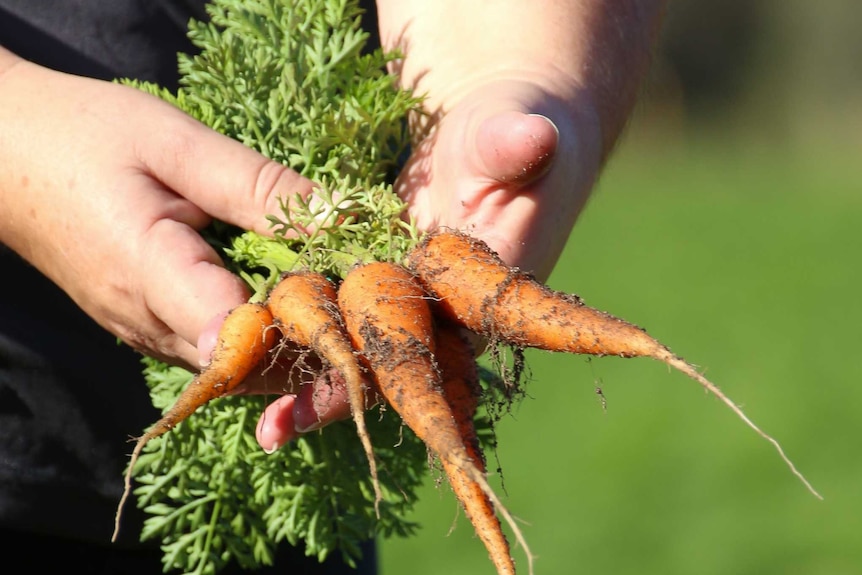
(293, 370), (352, 433)
(256, 394), (300, 453)
(254, 370), (353, 454)
(140, 218), (251, 364)
(475, 111), (558, 185)
(138, 111), (316, 236)
(230, 346), (306, 396)
(196, 309), (231, 367)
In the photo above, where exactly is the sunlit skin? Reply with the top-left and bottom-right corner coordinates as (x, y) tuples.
(0, 1), (667, 452)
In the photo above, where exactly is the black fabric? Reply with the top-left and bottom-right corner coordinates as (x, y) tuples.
(0, 0), (205, 87)
(0, 252), (164, 542)
(0, 527), (377, 574)
(0, 0), (380, 572)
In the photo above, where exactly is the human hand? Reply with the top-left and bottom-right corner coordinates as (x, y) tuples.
(375, 0), (668, 280)
(256, 0), (664, 450)
(397, 78), (602, 283)
(0, 54), (348, 446)
(0, 58), (302, 365)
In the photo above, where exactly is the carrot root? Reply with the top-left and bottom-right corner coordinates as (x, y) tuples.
(437, 322), (534, 575)
(407, 229), (822, 500)
(339, 262), (529, 575)
(267, 271), (383, 514)
(661, 352), (824, 499)
(112, 301), (277, 542)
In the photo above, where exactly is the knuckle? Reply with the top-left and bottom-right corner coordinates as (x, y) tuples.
(252, 161), (315, 227)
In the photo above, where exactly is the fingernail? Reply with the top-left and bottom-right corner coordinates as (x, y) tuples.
(527, 113), (559, 138)
(262, 441), (282, 455)
(295, 418), (325, 434)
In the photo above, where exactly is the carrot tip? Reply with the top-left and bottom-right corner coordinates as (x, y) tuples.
(663, 354), (823, 500)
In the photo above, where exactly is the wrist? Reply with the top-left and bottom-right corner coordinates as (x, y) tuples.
(378, 1), (665, 165)
(0, 45), (23, 80)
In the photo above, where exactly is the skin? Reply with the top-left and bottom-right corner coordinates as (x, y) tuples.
(0, 0), (666, 453)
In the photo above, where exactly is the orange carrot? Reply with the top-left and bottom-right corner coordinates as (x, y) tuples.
(338, 261), (532, 575)
(435, 322), (521, 575)
(267, 270), (383, 513)
(113, 301), (277, 541)
(405, 229), (659, 357)
(406, 229), (822, 500)
(435, 322), (483, 463)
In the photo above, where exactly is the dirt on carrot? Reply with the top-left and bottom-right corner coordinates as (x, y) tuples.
(405, 229), (664, 357)
(406, 229), (823, 500)
(435, 321), (523, 575)
(118, 226), (820, 575)
(113, 301), (277, 541)
(267, 270), (383, 513)
(338, 261), (532, 575)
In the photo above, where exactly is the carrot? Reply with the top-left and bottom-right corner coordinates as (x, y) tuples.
(266, 270), (383, 513)
(435, 322), (483, 464)
(338, 261), (532, 575)
(406, 229), (822, 500)
(435, 321), (523, 575)
(405, 230), (661, 357)
(113, 301), (277, 541)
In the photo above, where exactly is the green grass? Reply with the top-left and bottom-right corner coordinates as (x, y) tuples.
(379, 137), (862, 575)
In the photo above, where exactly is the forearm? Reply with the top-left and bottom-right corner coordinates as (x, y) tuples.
(375, 0), (667, 160)
(0, 45), (35, 256)
(0, 46), (93, 270)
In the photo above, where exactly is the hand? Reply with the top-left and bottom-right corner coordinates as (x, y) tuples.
(0, 56), (347, 446)
(0, 58), (311, 365)
(261, 0), (664, 449)
(396, 79), (602, 282)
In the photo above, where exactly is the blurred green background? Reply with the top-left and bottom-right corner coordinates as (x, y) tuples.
(380, 2), (862, 574)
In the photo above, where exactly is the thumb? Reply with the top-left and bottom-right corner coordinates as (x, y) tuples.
(472, 110), (559, 186)
(140, 113), (315, 235)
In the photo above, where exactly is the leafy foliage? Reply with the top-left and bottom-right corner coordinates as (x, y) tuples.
(122, 0), (435, 572)
(136, 359), (427, 574)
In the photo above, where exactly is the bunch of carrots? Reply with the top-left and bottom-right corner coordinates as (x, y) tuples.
(108, 3), (820, 572)
(114, 228), (821, 575)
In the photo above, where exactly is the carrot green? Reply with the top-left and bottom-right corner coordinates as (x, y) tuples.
(121, 1), (432, 572)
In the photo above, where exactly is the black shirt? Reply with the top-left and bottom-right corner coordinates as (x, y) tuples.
(0, 1), (378, 572)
